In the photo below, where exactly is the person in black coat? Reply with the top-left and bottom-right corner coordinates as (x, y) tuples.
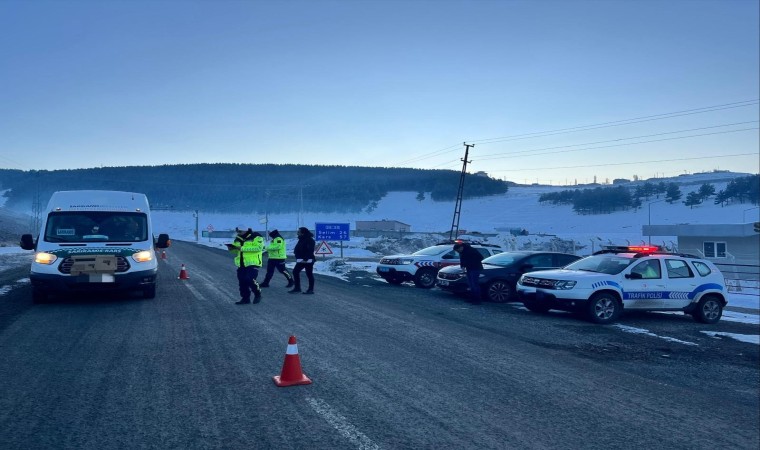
(289, 227), (316, 295)
(454, 242), (484, 304)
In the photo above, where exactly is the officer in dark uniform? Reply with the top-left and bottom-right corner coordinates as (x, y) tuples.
(288, 227), (316, 295)
(454, 242), (484, 304)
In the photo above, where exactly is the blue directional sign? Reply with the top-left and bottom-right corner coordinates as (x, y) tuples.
(315, 222), (350, 241)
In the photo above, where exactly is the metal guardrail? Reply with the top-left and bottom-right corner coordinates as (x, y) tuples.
(715, 262), (760, 295)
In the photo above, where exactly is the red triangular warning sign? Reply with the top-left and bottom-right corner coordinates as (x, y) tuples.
(315, 240), (333, 255)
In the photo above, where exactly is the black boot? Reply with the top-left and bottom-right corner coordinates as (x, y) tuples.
(288, 287), (301, 294)
(253, 292), (262, 304)
(285, 272), (294, 288)
(302, 289), (314, 295)
(235, 298), (251, 304)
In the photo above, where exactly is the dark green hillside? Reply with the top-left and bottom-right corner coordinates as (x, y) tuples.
(0, 164), (509, 213)
(538, 174), (759, 214)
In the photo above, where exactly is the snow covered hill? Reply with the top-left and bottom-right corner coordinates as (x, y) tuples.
(153, 171), (759, 255)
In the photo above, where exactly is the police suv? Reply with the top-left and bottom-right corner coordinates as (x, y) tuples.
(516, 245), (728, 324)
(376, 241), (503, 288)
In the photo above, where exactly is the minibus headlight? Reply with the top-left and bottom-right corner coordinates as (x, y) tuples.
(132, 250), (153, 263)
(34, 253), (58, 265)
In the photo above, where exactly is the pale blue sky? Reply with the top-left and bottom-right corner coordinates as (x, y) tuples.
(1, 0), (758, 184)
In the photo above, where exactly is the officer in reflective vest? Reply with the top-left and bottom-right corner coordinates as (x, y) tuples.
(260, 229), (294, 288)
(229, 227), (264, 304)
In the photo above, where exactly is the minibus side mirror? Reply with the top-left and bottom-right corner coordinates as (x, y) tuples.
(20, 234), (36, 251)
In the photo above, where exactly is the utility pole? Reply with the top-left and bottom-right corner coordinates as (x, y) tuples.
(194, 210), (199, 242)
(299, 186), (304, 228)
(449, 142), (473, 241)
(264, 190), (270, 238)
(30, 189), (41, 234)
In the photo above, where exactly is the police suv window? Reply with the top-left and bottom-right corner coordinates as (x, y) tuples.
(692, 261), (713, 276)
(665, 259), (694, 278)
(442, 250), (459, 260)
(631, 260), (661, 279)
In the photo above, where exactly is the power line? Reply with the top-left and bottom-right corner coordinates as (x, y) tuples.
(476, 126), (759, 161)
(389, 99), (758, 167)
(0, 155), (29, 170)
(394, 143), (463, 166)
(487, 152), (759, 172)
(468, 99), (758, 146)
(476, 121), (758, 159)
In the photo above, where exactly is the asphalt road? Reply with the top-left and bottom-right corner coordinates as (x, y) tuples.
(0, 240), (758, 449)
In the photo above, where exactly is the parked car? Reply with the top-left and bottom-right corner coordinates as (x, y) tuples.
(376, 241), (503, 288)
(436, 251), (581, 302)
(516, 245), (729, 324)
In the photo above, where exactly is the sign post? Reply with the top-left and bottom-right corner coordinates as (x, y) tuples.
(315, 223), (350, 258)
(206, 224), (214, 242)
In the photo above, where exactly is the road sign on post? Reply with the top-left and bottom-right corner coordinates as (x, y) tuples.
(315, 223), (349, 258)
(315, 223), (350, 241)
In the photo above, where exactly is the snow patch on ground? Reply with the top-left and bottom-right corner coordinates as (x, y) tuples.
(701, 331), (760, 345)
(612, 324), (699, 346)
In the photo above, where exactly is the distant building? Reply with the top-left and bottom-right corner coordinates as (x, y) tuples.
(356, 220), (411, 232)
(642, 223), (759, 265)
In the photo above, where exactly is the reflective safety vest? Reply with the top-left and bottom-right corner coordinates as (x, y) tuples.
(266, 237), (287, 260)
(231, 235), (264, 267)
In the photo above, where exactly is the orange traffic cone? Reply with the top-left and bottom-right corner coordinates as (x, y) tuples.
(161, 250), (167, 260)
(178, 264), (189, 280)
(273, 335), (312, 387)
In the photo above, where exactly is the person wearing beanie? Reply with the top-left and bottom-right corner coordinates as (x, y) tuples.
(228, 227), (265, 304)
(260, 229), (294, 288)
(453, 242), (484, 305)
(288, 227), (316, 295)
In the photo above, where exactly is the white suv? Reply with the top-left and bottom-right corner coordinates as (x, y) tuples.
(376, 241), (503, 288)
(516, 246), (728, 324)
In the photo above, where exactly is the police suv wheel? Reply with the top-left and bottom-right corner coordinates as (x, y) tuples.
(586, 292), (620, 324)
(486, 280), (513, 303)
(693, 295), (723, 324)
(413, 268), (437, 289)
